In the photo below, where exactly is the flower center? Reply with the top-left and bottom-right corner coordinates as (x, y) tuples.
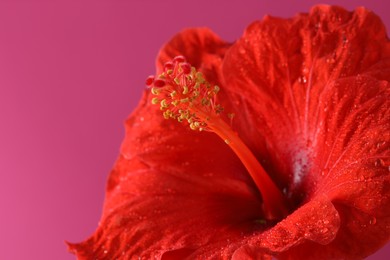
(146, 56), (288, 220)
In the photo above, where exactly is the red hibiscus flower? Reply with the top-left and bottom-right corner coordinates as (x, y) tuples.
(68, 5), (390, 259)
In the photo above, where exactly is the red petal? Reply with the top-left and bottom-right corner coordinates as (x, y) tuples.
(233, 196), (340, 259)
(156, 27), (230, 77)
(222, 5), (390, 257)
(68, 87), (265, 258)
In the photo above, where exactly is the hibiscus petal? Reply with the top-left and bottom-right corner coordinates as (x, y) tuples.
(68, 63), (267, 258)
(222, 4), (390, 258)
(227, 196), (338, 259)
(156, 27), (230, 77)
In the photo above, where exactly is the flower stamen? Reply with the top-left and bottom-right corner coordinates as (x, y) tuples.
(147, 56), (288, 220)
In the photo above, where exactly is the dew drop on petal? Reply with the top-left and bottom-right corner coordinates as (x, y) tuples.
(374, 158), (385, 167)
(376, 141), (386, 148)
(166, 188), (176, 194)
(298, 76), (307, 84)
(239, 47), (246, 54)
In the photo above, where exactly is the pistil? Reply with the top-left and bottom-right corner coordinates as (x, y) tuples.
(147, 56), (288, 220)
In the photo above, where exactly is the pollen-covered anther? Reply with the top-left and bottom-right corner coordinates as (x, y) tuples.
(147, 55), (225, 132)
(182, 86), (189, 95)
(151, 87), (160, 95)
(160, 99), (169, 110)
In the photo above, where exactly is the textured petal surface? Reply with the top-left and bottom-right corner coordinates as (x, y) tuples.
(222, 5), (390, 258)
(69, 5), (390, 259)
(68, 28), (265, 259)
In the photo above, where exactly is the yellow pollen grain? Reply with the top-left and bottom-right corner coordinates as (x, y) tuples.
(160, 99), (168, 109)
(151, 87), (160, 95)
(163, 110), (172, 119)
(174, 77), (180, 85)
(190, 122), (197, 130)
(182, 86), (189, 95)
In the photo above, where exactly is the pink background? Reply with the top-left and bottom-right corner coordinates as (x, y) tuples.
(0, 0), (388, 259)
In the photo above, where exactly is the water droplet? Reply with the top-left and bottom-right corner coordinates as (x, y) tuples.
(104, 250), (108, 254)
(374, 159), (385, 167)
(298, 76), (307, 84)
(166, 188), (176, 194)
(122, 153), (131, 160)
(203, 172), (214, 177)
(376, 141), (386, 148)
(182, 161), (190, 166)
(326, 57), (336, 64)
(239, 47), (246, 54)
(342, 33), (348, 45)
(138, 215), (147, 220)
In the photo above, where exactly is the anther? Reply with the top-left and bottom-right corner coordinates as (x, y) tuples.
(182, 86), (189, 95)
(151, 87), (160, 95)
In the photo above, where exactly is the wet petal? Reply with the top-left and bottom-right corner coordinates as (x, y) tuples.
(156, 27), (230, 77)
(222, 5), (390, 257)
(68, 91), (266, 258)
